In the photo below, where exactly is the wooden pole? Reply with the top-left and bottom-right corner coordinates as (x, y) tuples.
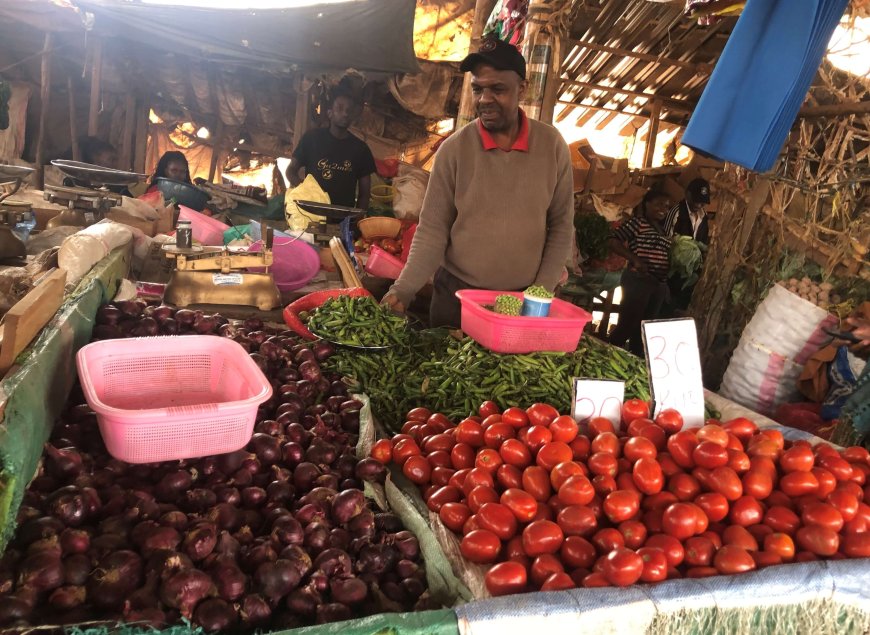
(456, 0), (499, 128)
(208, 118), (225, 183)
(67, 77), (80, 162)
(120, 94), (136, 170)
(798, 100), (870, 118)
(133, 101), (148, 175)
(88, 37), (102, 137)
(567, 39), (714, 75)
(642, 99), (661, 168)
(34, 32), (52, 189)
(293, 77), (311, 148)
(540, 35), (564, 124)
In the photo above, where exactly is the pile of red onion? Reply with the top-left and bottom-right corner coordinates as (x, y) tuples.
(0, 302), (431, 630)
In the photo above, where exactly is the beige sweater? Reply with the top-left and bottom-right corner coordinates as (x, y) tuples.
(389, 117), (574, 306)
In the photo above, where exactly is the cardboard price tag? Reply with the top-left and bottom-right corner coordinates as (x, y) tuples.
(641, 318), (705, 427)
(571, 378), (624, 425)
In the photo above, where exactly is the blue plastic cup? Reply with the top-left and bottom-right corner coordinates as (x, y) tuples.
(521, 293), (552, 317)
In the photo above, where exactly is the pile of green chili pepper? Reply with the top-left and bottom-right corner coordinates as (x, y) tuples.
(306, 295), (409, 348)
(323, 330), (653, 433)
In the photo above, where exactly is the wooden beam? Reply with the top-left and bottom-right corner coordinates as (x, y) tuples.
(208, 118), (225, 183)
(568, 39), (714, 74)
(798, 100), (870, 118)
(457, 0), (499, 127)
(133, 101), (148, 175)
(88, 38), (102, 136)
(120, 94), (136, 170)
(643, 100), (662, 168)
(67, 77), (79, 162)
(34, 32), (52, 189)
(559, 78), (693, 112)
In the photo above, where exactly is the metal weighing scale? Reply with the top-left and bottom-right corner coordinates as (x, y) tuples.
(162, 226), (282, 311)
(44, 160), (145, 229)
(295, 200), (365, 248)
(0, 164), (36, 261)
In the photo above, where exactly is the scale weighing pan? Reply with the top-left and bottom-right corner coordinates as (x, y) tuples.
(51, 160), (145, 186)
(0, 164), (35, 185)
(295, 200), (366, 222)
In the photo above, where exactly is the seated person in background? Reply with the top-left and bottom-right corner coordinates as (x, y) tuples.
(606, 190), (673, 357)
(148, 151), (192, 191)
(57, 136), (117, 167)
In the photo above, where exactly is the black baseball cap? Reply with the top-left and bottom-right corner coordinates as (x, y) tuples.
(686, 178), (711, 204)
(460, 38), (526, 79)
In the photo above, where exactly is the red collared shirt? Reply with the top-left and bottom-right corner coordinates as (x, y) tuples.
(477, 109), (530, 152)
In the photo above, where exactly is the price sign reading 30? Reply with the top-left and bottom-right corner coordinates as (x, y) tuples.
(641, 318), (705, 428)
(572, 378), (625, 425)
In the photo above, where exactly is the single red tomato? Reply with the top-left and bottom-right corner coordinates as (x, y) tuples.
(484, 561), (527, 596)
(522, 520), (564, 556)
(657, 453), (683, 478)
(449, 468), (471, 490)
(695, 492), (729, 522)
(795, 525), (839, 556)
(561, 535), (597, 569)
(439, 502), (472, 533)
(636, 546), (668, 582)
(618, 471), (642, 495)
(601, 548), (643, 587)
(779, 445), (814, 473)
(525, 426), (553, 453)
(484, 423), (516, 449)
(841, 446), (870, 464)
(666, 430), (698, 469)
(842, 533), (870, 558)
(424, 433), (456, 453)
(592, 528), (625, 554)
(827, 489), (859, 522)
(643, 491), (679, 512)
(431, 466), (456, 487)
(763, 532), (795, 561)
(588, 417), (616, 436)
(696, 424), (729, 448)
(628, 417), (655, 438)
(537, 442), (573, 471)
(530, 553), (564, 587)
(763, 505), (800, 535)
(393, 438), (422, 467)
(700, 530), (723, 550)
(662, 503), (700, 540)
(427, 413), (453, 431)
(729, 496), (764, 527)
(479, 401), (501, 419)
(522, 466), (553, 502)
(569, 436), (592, 461)
(707, 466), (743, 501)
(817, 454), (853, 482)
(450, 443), (475, 470)
(403, 454), (432, 484)
(477, 502), (519, 540)
(722, 417), (758, 443)
(462, 514), (482, 535)
(588, 452), (619, 478)
(557, 505), (598, 538)
(558, 474), (595, 506)
(801, 502), (844, 533)
(526, 403), (558, 428)
(631, 458), (665, 495)
(496, 464), (523, 490)
(751, 550), (783, 568)
(406, 407), (431, 422)
(655, 409), (684, 434)
(426, 485), (462, 512)
(726, 433), (744, 453)
(603, 490), (641, 523)
(549, 415), (579, 443)
(624, 437), (657, 463)
(501, 488), (538, 523)
(644, 534), (685, 567)
(780, 471), (819, 497)
(499, 438), (532, 468)
(481, 414), (503, 430)
(475, 448), (503, 474)
(684, 536), (716, 566)
(502, 407), (530, 429)
(541, 571), (576, 591)
(427, 450), (452, 469)
(693, 442), (730, 470)
(460, 529), (501, 563)
(742, 469), (774, 500)
(456, 419), (485, 447)
(591, 432), (621, 457)
(467, 485), (499, 513)
(618, 520), (648, 550)
(462, 468), (494, 495)
(639, 424), (667, 451)
(722, 525), (759, 551)
(550, 461), (586, 490)
(713, 545), (756, 574)
(757, 429), (784, 451)
(668, 473), (702, 501)
(622, 399), (650, 427)
(685, 566), (719, 578)
(370, 438), (393, 464)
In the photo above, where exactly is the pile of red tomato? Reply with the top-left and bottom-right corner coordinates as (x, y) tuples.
(369, 400), (870, 597)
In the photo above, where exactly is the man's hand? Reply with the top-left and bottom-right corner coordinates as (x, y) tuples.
(631, 256), (648, 274)
(381, 293), (406, 314)
(845, 315), (870, 357)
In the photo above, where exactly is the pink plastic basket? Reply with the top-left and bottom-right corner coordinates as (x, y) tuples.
(178, 206), (229, 245)
(365, 245), (404, 279)
(456, 290), (591, 354)
(248, 237), (321, 292)
(76, 336), (272, 463)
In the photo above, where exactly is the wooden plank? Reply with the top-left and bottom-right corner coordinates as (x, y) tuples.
(798, 100), (870, 118)
(330, 237), (363, 288)
(120, 94), (136, 170)
(643, 100), (662, 168)
(0, 270), (67, 377)
(34, 32), (52, 189)
(133, 101), (148, 175)
(88, 37), (102, 136)
(67, 77), (79, 162)
(559, 79), (693, 112)
(567, 39), (714, 74)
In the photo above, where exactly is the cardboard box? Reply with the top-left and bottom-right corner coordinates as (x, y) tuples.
(106, 209), (158, 236)
(587, 157), (630, 195)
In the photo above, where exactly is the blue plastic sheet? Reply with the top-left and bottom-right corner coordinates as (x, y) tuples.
(683, 0), (850, 172)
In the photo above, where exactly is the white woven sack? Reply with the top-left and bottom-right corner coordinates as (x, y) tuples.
(392, 164), (429, 220)
(743, 283), (838, 365)
(720, 337), (803, 415)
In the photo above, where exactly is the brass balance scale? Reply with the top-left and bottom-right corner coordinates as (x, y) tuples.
(0, 164), (36, 261)
(44, 160), (145, 229)
(162, 225), (282, 311)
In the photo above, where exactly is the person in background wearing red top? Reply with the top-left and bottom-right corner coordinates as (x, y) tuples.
(607, 190), (673, 356)
(382, 38), (574, 327)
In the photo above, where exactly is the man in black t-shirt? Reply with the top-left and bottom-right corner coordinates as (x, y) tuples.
(286, 93), (376, 209)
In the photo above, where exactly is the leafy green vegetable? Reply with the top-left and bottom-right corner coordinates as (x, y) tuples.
(669, 236), (706, 289)
(574, 212), (611, 261)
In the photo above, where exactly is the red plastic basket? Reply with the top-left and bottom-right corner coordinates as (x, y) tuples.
(76, 336), (272, 463)
(283, 288), (373, 340)
(456, 290), (591, 354)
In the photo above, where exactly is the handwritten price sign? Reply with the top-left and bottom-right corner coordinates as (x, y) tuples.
(572, 378), (625, 425)
(641, 318), (705, 428)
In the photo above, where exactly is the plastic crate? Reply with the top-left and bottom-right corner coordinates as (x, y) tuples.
(456, 290), (591, 354)
(178, 206), (229, 245)
(76, 336), (272, 463)
(365, 245), (404, 279)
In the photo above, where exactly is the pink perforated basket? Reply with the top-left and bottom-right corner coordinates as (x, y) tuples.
(76, 336), (272, 463)
(178, 206), (229, 245)
(364, 245), (404, 279)
(456, 290), (591, 354)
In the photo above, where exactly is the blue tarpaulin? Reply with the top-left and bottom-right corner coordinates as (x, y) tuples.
(682, 0), (850, 172)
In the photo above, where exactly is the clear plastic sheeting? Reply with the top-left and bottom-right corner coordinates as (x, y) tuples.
(455, 560), (870, 635)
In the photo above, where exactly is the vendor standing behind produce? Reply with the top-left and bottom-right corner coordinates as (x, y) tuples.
(607, 190), (672, 356)
(285, 93), (375, 209)
(664, 178), (710, 315)
(382, 38), (574, 327)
